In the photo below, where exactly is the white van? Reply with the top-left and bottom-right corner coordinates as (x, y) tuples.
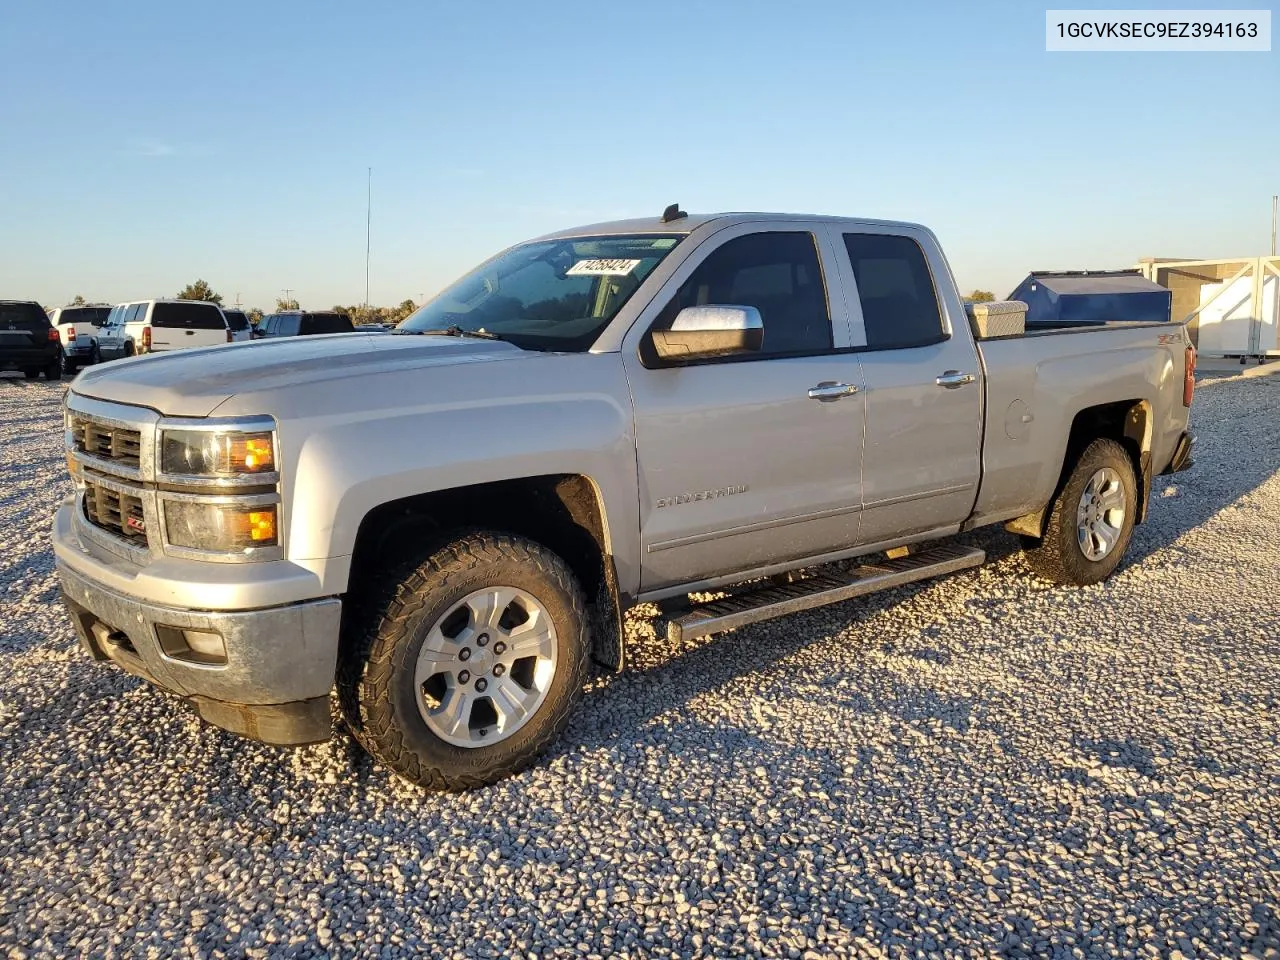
(97, 300), (238, 360)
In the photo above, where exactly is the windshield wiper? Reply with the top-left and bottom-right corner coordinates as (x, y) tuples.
(397, 325), (504, 341)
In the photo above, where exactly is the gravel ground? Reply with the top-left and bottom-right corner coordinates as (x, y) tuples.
(1, 371), (1278, 959)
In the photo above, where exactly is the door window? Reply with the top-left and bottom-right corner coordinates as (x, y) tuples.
(653, 232), (831, 358)
(841, 234), (945, 349)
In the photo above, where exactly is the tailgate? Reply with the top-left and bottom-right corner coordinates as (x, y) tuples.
(150, 302), (228, 351)
(0, 304), (53, 356)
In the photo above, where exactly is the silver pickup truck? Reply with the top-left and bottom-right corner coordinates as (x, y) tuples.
(53, 210), (1196, 790)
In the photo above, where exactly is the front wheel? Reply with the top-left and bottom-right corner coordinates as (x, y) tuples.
(1022, 438), (1137, 586)
(340, 530), (589, 790)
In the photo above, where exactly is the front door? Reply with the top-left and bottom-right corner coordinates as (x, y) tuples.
(96, 306), (128, 359)
(622, 224), (866, 592)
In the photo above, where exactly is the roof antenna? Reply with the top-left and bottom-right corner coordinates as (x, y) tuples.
(661, 203), (687, 223)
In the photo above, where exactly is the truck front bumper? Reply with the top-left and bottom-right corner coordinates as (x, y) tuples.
(54, 510), (342, 746)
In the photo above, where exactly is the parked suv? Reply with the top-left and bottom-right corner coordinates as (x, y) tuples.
(221, 308), (254, 343)
(253, 310), (355, 338)
(97, 300), (236, 360)
(0, 300), (62, 380)
(49, 303), (112, 373)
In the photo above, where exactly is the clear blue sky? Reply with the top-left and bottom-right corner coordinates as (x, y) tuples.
(1, 0), (1275, 311)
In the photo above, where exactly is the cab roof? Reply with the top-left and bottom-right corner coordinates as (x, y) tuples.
(531, 211), (928, 242)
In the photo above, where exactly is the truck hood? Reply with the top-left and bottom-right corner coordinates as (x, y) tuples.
(71, 333), (523, 417)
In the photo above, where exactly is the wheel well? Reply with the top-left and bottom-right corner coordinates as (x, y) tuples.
(1007, 399), (1152, 539)
(346, 474), (623, 669)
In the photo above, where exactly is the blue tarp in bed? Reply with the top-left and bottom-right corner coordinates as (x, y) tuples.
(1008, 271), (1172, 325)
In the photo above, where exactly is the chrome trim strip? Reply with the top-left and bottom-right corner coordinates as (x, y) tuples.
(863, 483), (974, 510)
(71, 450), (142, 483)
(157, 415), (278, 432)
(158, 489), (280, 506)
(647, 502), (863, 553)
(156, 472), (280, 490)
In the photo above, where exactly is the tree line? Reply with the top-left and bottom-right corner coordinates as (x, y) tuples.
(165, 280), (419, 326)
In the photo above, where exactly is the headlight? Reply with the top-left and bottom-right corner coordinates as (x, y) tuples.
(160, 428), (275, 478)
(164, 501), (279, 551)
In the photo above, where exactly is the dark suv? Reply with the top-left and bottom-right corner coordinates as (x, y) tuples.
(0, 301), (62, 380)
(252, 311), (355, 339)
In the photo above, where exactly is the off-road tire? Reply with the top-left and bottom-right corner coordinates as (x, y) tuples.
(1022, 438), (1137, 586)
(339, 530), (590, 791)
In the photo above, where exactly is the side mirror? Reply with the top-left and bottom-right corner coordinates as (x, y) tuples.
(650, 305), (763, 363)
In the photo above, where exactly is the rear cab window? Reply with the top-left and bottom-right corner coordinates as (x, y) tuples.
(59, 307), (111, 327)
(151, 302), (227, 329)
(223, 310), (249, 331)
(842, 233), (946, 349)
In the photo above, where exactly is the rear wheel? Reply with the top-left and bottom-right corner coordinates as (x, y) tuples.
(62, 353), (78, 375)
(340, 530), (589, 790)
(90, 343), (102, 365)
(1022, 438), (1137, 586)
(124, 342), (136, 357)
(44, 355), (63, 380)
(22, 369), (39, 380)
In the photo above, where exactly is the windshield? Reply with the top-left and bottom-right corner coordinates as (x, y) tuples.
(397, 234), (683, 351)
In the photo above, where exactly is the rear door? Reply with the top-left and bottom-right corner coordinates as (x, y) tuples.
(832, 227), (983, 545)
(149, 302), (229, 351)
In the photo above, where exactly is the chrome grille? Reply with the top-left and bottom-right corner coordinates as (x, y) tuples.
(71, 416), (142, 468)
(82, 478), (147, 543)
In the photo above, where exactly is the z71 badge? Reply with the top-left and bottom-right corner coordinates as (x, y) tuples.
(656, 485), (748, 508)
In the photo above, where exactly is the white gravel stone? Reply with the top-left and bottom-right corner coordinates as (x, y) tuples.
(0, 371), (1278, 958)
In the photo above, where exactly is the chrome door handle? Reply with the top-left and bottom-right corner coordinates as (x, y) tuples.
(936, 370), (976, 388)
(808, 381), (859, 401)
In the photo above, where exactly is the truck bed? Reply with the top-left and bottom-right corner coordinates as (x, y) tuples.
(968, 321), (1190, 529)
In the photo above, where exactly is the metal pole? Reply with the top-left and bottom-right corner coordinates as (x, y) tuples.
(365, 167), (372, 308)
(1271, 194), (1277, 256)
(281, 288), (294, 306)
